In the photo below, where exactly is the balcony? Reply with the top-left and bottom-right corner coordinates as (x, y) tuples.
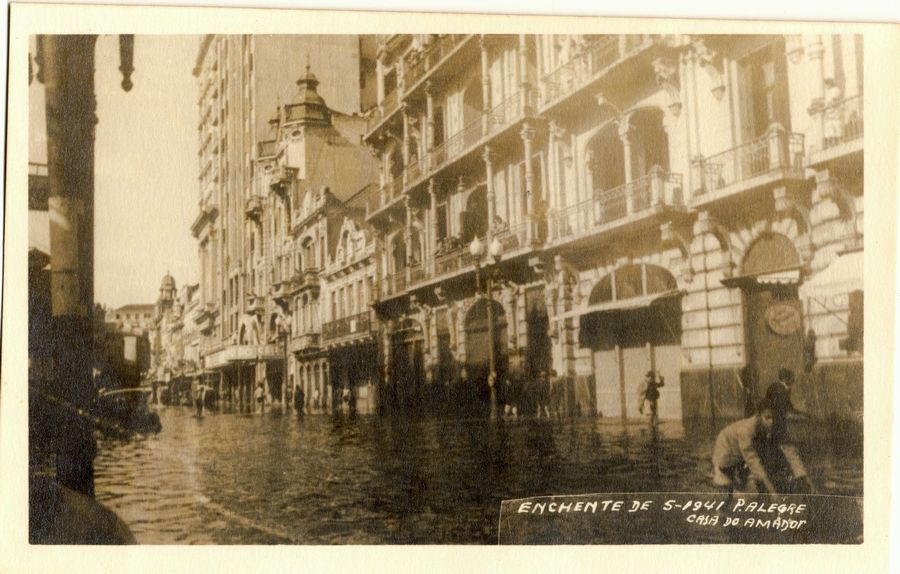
(245, 293), (265, 315)
(807, 94), (863, 166)
(257, 140), (277, 159)
(270, 165), (297, 197)
(378, 270), (408, 301)
(538, 35), (653, 110)
(691, 126), (805, 207)
(244, 195), (264, 221)
(365, 89), (401, 136)
(292, 268), (320, 294)
(492, 220), (531, 253)
(485, 90), (532, 137)
(402, 34), (471, 94)
(289, 332), (321, 354)
(270, 280), (292, 306)
(547, 168), (685, 246)
(428, 118), (483, 174)
(365, 173), (406, 219)
(322, 311), (373, 343)
(196, 302), (219, 335)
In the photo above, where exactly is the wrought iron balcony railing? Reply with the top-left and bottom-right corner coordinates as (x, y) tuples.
(485, 90), (532, 135)
(692, 126), (804, 197)
(379, 270), (408, 299)
(428, 117), (483, 173)
(547, 169), (684, 244)
(367, 172), (406, 215)
(366, 89), (401, 134)
(809, 93), (863, 156)
(403, 34), (470, 92)
(322, 311), (373, 341)
(539, 35), (650, 108)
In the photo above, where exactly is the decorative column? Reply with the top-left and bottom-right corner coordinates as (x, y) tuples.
(401, 104), (410, 183)
(807, 35), (826, 100)
(428, 179), (438, 275)
(618, 119), (634, 215)
(425, 81), (435, 150)
(404, 198), (413, 284)
(375, 52), (385, 104)
(521, 123), (537, 245)
(483, 146), (496, 235)
(480, 35), (491, 135)
(518, 34), (530, 113)
(806, 35), (826, 149)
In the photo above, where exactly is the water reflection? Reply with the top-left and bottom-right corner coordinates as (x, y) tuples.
(94, 409), (862, 544)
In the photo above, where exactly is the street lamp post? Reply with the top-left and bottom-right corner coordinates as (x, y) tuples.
(469, 236), (504, 419)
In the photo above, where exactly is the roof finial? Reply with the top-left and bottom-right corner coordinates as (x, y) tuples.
(305, 52), (311, 76)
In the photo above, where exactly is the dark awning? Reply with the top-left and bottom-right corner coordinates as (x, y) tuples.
(558, 289), (684, 321)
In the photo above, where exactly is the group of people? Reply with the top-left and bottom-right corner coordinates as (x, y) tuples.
(497, 367), (582, 419)
(712, 368), (815, 496)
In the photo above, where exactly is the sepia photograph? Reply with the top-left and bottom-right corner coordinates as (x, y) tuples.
(4, 3), (895, 564)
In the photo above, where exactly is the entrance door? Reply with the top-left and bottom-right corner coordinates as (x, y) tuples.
(593, 348), (621, 418)
(745, 285), (804, 401)
(585, 299), (683, 420)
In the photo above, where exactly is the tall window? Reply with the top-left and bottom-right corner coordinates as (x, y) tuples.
(742, 42), (790, 138)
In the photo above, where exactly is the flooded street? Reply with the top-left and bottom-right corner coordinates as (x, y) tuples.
(94, 408), (863, 544)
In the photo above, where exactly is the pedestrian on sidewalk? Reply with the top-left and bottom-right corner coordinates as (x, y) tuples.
(255, 382), (266, 412)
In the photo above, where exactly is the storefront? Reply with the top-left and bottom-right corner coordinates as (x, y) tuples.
(576, 263), (683, 420)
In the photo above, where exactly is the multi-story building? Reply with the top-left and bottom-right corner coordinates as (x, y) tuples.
(252, 67), (378, 411)
(191, 35), (370, 411)
(149, 276), (203, 404)
(105, 303), (156, 335)
(360, 34), (863, 422)
(320, 189), (379, 413)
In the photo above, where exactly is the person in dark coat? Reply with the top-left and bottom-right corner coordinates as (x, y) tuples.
(293, 385), (305, 415)
(764, 367), (801, 439)
(762, 367), (815, 493)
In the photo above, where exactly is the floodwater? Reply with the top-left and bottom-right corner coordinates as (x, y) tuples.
(94, 407), (863, 544)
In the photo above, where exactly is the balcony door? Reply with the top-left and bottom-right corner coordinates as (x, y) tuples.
(740, 41), (790, 140)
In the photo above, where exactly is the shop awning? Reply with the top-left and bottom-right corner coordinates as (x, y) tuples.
(800, 249), (864, 301)
(557, 289), (684, 321)
(720, 266), (802, 288)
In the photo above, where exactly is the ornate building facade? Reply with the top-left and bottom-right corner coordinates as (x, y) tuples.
(191, 35), (375, 411)
(359, 34), (863, 421)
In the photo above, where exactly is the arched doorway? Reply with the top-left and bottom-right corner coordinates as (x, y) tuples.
(738, 233), (804, 406)
(629, 108), (670, 179)
(464, 299), (508, 406)
(587, 124), (625, 194)
(460, 185), (487, 243)
(581, 263), (682, 420)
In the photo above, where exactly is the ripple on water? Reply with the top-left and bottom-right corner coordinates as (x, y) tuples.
(94, 408), (863, 544)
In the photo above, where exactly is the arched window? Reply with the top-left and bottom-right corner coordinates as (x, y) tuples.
(590, 263), (678, 304)
(742, 233), (800, 275)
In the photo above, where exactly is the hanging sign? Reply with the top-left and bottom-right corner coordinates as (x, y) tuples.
(766, 302), (802, 336)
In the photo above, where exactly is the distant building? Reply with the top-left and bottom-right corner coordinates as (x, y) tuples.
(105, 303), (156, 335)
(147, 274), (202, 404)
(192, 35), (373, 410)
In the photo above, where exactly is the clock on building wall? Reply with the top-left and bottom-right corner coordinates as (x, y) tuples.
(765, 302), (803, 336)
